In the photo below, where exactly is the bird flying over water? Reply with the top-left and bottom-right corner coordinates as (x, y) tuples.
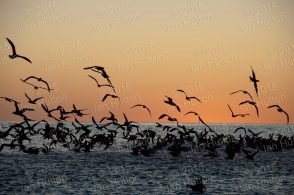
(267, 105), (289, 125)
(249, 66), (259, 97)
(6, 38), (32, 63)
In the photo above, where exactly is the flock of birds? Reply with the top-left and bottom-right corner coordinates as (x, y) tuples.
(0, 38), (292, 193)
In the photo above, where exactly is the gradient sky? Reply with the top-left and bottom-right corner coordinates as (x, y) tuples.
(0, 0), (293, 124)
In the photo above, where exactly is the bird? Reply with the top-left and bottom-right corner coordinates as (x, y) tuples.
(230, 90), (253, 101)
(267, 105), (289, 125)
(84, 66), (113, 86)
(21, 76), (53, 92)
(164, 96), (180, 112)
(227, 104), (249, 118)
(249, 66), (259, 97)
(185, 111), (213, 131)
(176, 89), (201, 102)
(102, 94), (120, 102)
(24, 93), (43, 104)
(131, 104), (152, 117)
(6, 38), (32, 63)
(100, 111), (118, 123)
(158, 114), (178, 123)
(88, 75), (115, 93)
(242, 148), (259, 160)
(239, 100), (259, 117)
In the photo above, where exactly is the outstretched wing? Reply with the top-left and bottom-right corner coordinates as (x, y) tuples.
(6, 38), (16, 55)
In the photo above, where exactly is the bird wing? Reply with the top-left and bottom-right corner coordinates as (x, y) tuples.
(158, 114), (168, 119)
(282, 111), (289, 125)
(227, 104), (234, 116)
(185, 111), (197, 116)
(253, 104), (259, 117)
(102, 94), (110, 102)
(239, 101), (250, 105)
(267, 105), (279, 109)
(176, 105), (181, 112)
(244, 91), (254, 101)
(23, 76), (38, 82)
(88, 75), (99, 86)
(24, 93), (31, 101)
(17, 55), (32, 63)
(177, 89), (187, 96)
(230, 90), (242, 95)
(6, 38), (16, 55)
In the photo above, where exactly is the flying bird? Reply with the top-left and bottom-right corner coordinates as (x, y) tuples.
(131, 104), (152, 117)
(158, 114), (178, 123)
(88, 75), (115, 93)
(21, 76), (53, 92)
(184, 111), (213, 131)
(230, 90), (253, 101)
(176, 89), (201, 102)
(25, 93), (43, 104)
(227, 104), (249, 118)
(249, 66), (259, 97)
(84, 66), (113, 86)
(267, 105), (289, 125)
(102, 94), (120, 102)
(164, 96), (180, 112)
(239, 100), (259, 117)
(6, 38), (32, 63)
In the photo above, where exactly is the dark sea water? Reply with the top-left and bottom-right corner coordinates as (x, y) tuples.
(0, 123), (293, 195)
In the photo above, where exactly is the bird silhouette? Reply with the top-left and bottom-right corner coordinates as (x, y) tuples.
(164, 96), (180, 112)
(177, 89), (201, 102)
(227, 104), (249, 118)
(88, 75), (115, 93)
(230, 90), (253, 101)
(239, 100), (259, 117)
(249, 66), (259, 97)
(267, 105), (289, 125)
(84, 66), (113, 86)
(102, 94), (120, 102)
(25, 93), (43, 104)
(185, 111), (213, 131)
(21, 76), (53, 92)
(6, 38), (32, 63)
(131, 104), (152, 117)
(158, 114), (178, 124)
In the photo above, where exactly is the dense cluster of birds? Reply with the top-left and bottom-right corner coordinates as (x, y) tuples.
(1, 37), (292, 193)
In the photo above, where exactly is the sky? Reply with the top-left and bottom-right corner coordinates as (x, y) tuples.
(0, 0), (293, 124)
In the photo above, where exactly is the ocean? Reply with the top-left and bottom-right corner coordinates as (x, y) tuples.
(0, 122), (293, 195)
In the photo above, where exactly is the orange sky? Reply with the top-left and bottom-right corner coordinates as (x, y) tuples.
(0, 0), (293, 124)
